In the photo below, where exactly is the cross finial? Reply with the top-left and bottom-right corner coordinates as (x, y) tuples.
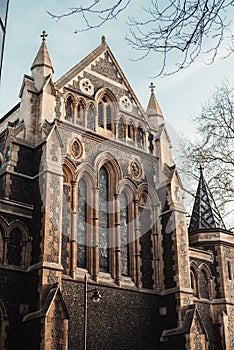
(149, 82), (155, 92)
(41, 31), (48, 42)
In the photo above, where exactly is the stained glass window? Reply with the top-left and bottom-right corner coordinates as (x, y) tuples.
(7, 228), (22, 266)
(99, 167), (109, 272)
(120, 192), (129, 276)
(77, 179), (87, 268)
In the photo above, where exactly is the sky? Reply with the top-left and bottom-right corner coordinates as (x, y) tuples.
(1, 0), (234, 147)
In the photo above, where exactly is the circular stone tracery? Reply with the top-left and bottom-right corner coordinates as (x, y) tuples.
(70, 139), (83, 159)
(80, 78), (94, 96)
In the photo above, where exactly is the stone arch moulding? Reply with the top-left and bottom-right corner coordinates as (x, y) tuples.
(94, 151), (123, 187)
(138, 183), (160, 209)
(95, 87), (118, 105)
(7, 220), (30, 241)
(62, 158), (77, 182)
(75, 163), (96, 187)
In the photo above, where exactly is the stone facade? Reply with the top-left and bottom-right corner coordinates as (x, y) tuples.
(0, 33), (233, 349)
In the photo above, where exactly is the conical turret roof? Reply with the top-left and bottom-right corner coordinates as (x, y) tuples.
(31, 31), (54, 73)
(146, 82), (163, 117)
(189, 166), (226, 233)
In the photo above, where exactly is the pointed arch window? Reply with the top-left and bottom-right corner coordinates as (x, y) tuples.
(118, 117), (124, 140)
(106, 104), (112, 131)
(128, 122), (134, 140)
(199, 269), (209, 299)
(7, 228), (22, 266)
(77, 179), (87, 268)
(77, 100), (85, 125)
(98, 95), (113, 131)
(190, 267), (198, 297)
(98, 102), (104, 128)
(120, 192), (129, 276)
(65, 96), (74, 122)
(99, 167), (109, 272)
(137, 126), (144, 148)
(87, 105), (95, 130)
(139, 200), (153, 289)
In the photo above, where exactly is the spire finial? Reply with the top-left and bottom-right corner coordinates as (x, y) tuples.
(101, 35), (106, 44)
(41, 31), (48, 42)
(149, 82), (155, 92)
(199, 164), (204, 174)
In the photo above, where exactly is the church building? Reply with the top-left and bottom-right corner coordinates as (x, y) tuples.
(0, 32), (233, 349)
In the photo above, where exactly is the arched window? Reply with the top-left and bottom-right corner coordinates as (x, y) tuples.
(98, 102), (104, 128)
(118, 117), (124, 140)
(77, 179), (87, 268)
(128, 122), (134, 140)
(87, 105), (95, 130)
(99, 167), (109, 272)
(65, 96), (74, 122)
(7, 228), (22, 266)
(106, 104), (112, 131)
(139, 197), (153, 289)
(137, 126), (144, 148)
(199, 269), (209, 299)
(77, 100), (85, 125)
(98, 95), (113, 131)
(190, 267), (198, 297)
(120, 192), (129, 276)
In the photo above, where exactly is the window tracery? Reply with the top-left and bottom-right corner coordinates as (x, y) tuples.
(98, 95), (113, 131)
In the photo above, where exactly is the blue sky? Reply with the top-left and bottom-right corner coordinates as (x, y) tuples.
(1, 0), (234, 144)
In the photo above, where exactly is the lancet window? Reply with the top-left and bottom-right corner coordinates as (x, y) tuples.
(77, 100), (85, 125)
(118, 117), (124, 140)
(98, 95), (113, 131)
(120, 192), (129, 276)
(99, 167), (109, 272)
(87, 105), (95, 130)
(7, 228), (22, 266)
(77, 179), (87, 268)
(65, 96), (74, 122)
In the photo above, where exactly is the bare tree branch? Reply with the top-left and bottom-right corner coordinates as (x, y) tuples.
(179, 80), (234, 230)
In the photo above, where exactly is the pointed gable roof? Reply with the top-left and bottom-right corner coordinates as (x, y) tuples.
(31, 32), (54, 73)
(55, 36), (147, 118)
(189, 166), (226, 233)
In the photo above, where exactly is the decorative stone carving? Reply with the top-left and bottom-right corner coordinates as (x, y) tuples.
(70, 139), (83, 159)
(79, 78), (94, 96)
(130, 159), (142, 179)
(120, 95), (132, 112)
